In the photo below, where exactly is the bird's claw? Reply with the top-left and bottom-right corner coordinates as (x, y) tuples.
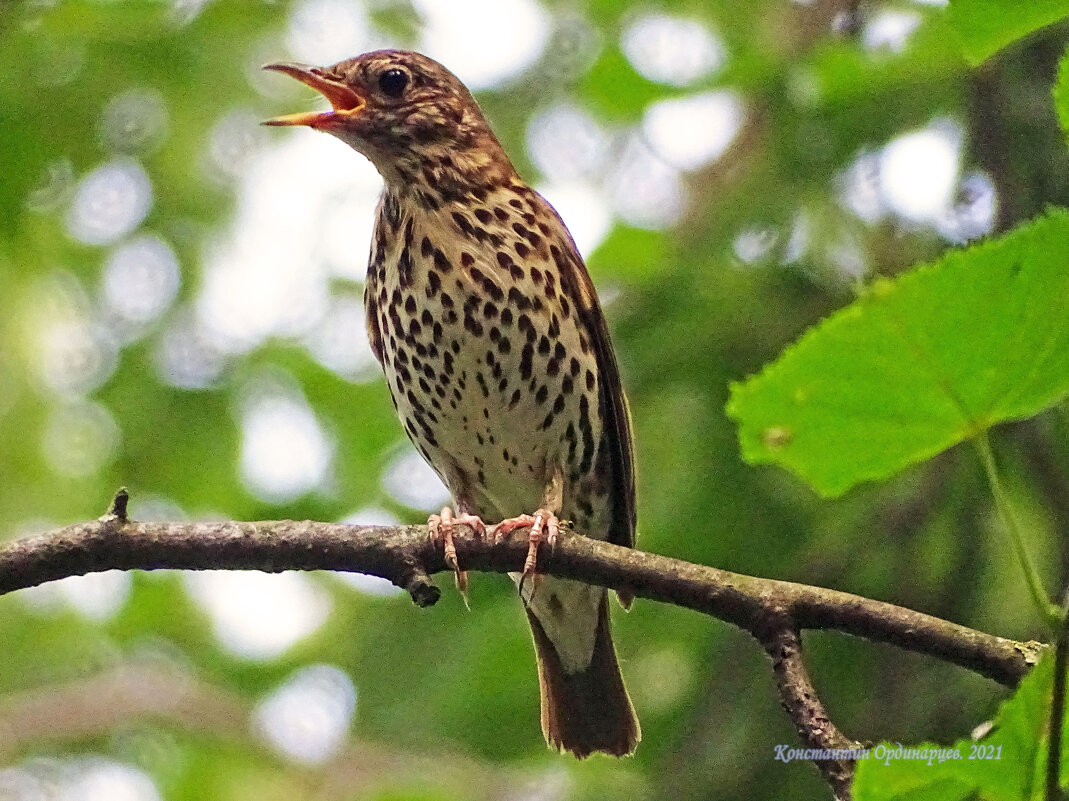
(428, 507), (486, 595)
(492, 508), (559, 584)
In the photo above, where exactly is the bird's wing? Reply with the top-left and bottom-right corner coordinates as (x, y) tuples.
(364, 206), (388, 368)
(363, 283), (385, 367)
(548, 221), (636, 550)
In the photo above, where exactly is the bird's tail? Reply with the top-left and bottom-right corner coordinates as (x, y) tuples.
(524, 591), (640, 758)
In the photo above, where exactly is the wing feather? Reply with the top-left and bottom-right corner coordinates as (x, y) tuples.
(545, 208), (636, 549)
(363, 282), (385, 367)
(364, 204), (388, 368)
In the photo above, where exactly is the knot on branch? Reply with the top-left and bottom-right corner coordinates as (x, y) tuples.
(399, 560), (441, 608)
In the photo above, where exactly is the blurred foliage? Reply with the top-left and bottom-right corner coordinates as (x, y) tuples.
(1, 2), (1068, 801)
(854, 650), (1055, 800)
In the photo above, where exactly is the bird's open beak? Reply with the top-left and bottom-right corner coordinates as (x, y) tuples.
(261, 62), (365, 128)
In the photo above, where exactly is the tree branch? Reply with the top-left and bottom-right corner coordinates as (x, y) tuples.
(0, 496), (1048, 800)
(758, 620), (861, 800)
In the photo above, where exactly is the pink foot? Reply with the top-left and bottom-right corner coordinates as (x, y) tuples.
(428, 507), (486, 592)
(492, 508), (559, 579)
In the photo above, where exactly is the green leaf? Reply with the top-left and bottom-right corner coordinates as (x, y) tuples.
(727, 210), (1069, 497)
(947, 0), (1069, 64)
(1055, 47), (1069, 147)
(853, 652), (1052, 800)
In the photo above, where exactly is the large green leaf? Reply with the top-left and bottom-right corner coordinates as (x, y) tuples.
(727, 210), (1069, 497)
(947, 0), (1069, 64)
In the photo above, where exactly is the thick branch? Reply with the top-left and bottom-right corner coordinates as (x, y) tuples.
(0, 513), (1043, 687)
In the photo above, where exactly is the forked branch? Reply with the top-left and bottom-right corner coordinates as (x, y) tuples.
(0, 491), (1046, 799)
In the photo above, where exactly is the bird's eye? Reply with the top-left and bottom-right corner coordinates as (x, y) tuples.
(378, 68), (409, 98)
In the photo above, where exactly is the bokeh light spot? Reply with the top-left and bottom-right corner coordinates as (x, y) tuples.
(540, 12), (601, 80)
(733, 227), (778, 265)
(414, 0), (550, 90)
(253, 664), (356, 764)
(642, 91), (745, 171)
(102, 234), (181, 330)
(879, 120), (961, 222)
(838, 150), (884, 224)
(526, 102), (608, 181)
(184, 571), (332, 660)
(608, 135), (686, 230)
(66, 159), (153, 246)
(101, 88), (169, 154)
(382, 448), (450, 511)
(155, 307), (229, 390)
(937, 171), (997, 243)
(783, 212), (811, 264)
(205, 108), (270, 185)
(68, 759), (162, 801)
(20, 569), (132, 622)
(862, 10), (923, 53)
(536, 181), (612, 259)
(196, 135), (379, 353)
(38, 319), (118, 397)
(41, 400), (120, 478)
(286, 0), (371, 64)
(827, 234), (868, 277)
(622, 13), (725, 86)
(26, 273), (118, 397)
(239, 387), (334, 504)
(302, 295), (379, 382)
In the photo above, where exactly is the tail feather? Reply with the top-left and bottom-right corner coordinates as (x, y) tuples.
(525, 593), (640, 758)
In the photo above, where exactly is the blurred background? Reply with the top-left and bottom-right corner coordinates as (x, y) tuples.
(1, 1), (1068, 799)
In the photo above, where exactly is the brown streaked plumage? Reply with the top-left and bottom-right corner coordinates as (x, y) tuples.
(264, 49), (639, 758)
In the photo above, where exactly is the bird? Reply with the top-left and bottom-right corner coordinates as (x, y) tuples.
(264, 49), (640, 758)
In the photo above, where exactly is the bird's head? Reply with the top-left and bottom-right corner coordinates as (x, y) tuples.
(263, 49), (513, 191)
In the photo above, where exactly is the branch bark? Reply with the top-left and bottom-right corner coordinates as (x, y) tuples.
(2, 507), (1042, 684)
(0, 495), (1048, 799)
(758, 621), (862, 800)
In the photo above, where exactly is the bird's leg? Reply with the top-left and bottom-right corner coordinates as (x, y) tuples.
(492, 471), (563, 586)
(428, 505), (486, 594)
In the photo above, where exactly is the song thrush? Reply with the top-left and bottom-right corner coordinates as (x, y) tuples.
(265, 50), (640, 758)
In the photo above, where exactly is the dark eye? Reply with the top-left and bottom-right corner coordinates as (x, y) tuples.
(378, 68), (409, 98)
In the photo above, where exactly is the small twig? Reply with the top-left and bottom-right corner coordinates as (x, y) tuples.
(1047, 586), (1069, 801)
(104, 487), (129, 522)
(976, 433), (1061, 631)
(758, 619), (862, 800)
